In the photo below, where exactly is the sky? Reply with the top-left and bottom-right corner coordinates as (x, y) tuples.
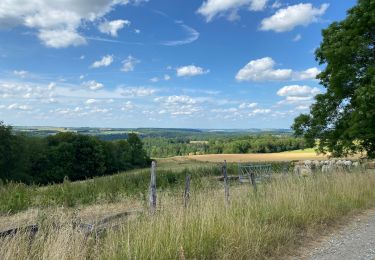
(0, 0), (357, 129)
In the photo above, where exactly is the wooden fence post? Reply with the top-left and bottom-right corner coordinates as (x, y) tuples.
(149, 161), (157, 214)
(249, 168), (257, 193)
(223, 160), (230, 204)
(184, 174), (191, 208)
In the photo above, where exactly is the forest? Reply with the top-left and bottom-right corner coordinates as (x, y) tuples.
(0, 122), (150, 184)
(144, 135), (308, 157)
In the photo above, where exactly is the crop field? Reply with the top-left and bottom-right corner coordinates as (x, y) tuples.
(173, 149), (328, 163)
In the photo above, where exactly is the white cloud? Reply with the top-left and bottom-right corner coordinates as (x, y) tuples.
(121, 55), (140, 72)
(85, 99), (98, 105)
(197, 0), (268, 22)
(249, 108), (271, 116)
(296, 67), (320, 80)
(121, 101), (134, 110)
(293, 34), (302, 42)
(80, 55), (85, 60)
(260, 3), (329, 32)
(235, 57), (321, 82)
(150, 77), (159, 83)
(164, 74), (171, 81)
(120, 87), (156, 97)
(236, 57), (292, 81)
(0, 0), (140, 48)
(162, 22), (199, 46)
(7, 103), (32, 111)
(176, 65), (209, 77)
(277, 85), (321, 105)
(154, 95), (202, 116)
(13, 70), (28, 78)
(134, 29), (141, 34)
(91, 55), (114, 68)
(38, 29), (87, 48)
(82, 80), (104, 91)
(271, 1), (281, 9)
(239, 102), (257, 109)
(277, 85), (320, 97)
(98, 19), (130, 37)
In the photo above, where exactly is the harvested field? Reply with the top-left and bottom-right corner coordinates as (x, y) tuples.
(172, 151), (328, 163)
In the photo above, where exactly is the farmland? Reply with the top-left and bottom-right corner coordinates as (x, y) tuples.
(1, 124), (372, 259)
(1, 158), (375, 259)
(1, 149), (375, 259)
(173, 149), (327, 162)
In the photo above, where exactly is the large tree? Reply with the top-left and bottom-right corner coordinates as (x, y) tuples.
(292, 0), (375, 158)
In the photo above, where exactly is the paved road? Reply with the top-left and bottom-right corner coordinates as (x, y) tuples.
(296, 209), (375, 260)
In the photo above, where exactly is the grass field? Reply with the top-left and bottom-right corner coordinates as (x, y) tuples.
(1, 170), (375, 259)
(1, 151), (373, 259)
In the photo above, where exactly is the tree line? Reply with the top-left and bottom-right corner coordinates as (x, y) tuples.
(0, 122), (151, 185)
(144, 135), (309, 158)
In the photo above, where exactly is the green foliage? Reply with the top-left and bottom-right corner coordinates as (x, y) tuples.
(145, 135), (308, 157)
(293, 0), (375, 158)
(0, 122), (150, 185)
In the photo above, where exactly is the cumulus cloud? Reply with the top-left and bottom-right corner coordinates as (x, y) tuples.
(296, 67), (320, 80)
(176, 65), (209, 77)
(236, 57), (292, 81)
(197, 0), (268, 22)
(235, 57), (320, 82)
(164, 74), (171, 81)
(260, 3), (329, 32)
(91, 55), (114, 68)
(277, 84), (321, 105)
(154, 95), (202, 116)
(277, 85), (320, 97)
(98, 19), (130, 37)
(82, 80), (104, 91)
(121, 55), (140, 72)
(0, 0), (141, 48)
(38, 29), (87, 48)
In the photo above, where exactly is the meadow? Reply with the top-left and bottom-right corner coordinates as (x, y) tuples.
(1, 155), (375, 259)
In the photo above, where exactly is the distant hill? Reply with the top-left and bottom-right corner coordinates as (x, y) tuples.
(13, 126), (292, 140)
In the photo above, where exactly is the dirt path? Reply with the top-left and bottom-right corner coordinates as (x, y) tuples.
(293, 209), (375, 260)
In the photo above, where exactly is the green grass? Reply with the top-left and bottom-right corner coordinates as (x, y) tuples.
(0, 160), (296, 215)
(0, 164), (223, 214)
(1, 170), (375, 259)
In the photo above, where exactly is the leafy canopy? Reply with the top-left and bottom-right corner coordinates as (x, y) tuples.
(292, 0), (375, 158)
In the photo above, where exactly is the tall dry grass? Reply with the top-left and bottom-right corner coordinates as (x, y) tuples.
(1, 171), (375, 259)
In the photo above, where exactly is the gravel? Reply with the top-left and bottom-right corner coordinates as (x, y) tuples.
(298, 210), (375, 260)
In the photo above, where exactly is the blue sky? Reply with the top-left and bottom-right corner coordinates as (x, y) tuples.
(0, 0), (356, 128)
